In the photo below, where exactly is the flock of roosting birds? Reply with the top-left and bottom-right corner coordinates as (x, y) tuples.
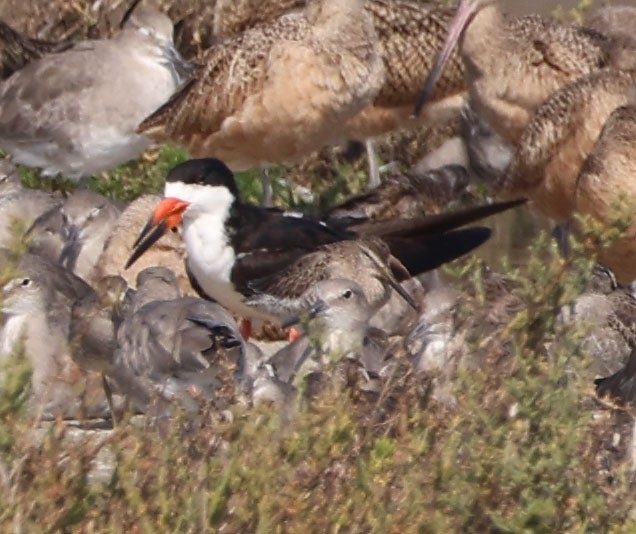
(1, 0), (636, 424)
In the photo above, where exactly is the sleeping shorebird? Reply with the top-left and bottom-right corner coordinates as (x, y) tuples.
(0, 6), (190, 179)
(136, 0), (384, 202)
(91, 194), (192, 295)
(416, 0), (616, 145)
(112, 289), (246, 415)
(0, 252), (109, 419)
(124, 158), (524, 325)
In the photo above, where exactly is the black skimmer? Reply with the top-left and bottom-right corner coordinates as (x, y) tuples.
(0, 7), (190, 179)
(125, 158), (525, 324)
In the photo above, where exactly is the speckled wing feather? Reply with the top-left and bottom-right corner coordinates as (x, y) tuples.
(137, 14), (309, 144)
(500, 69), (636, 204)
(213, 0), (303, 37)
(0, 19), (74, 80)
(367, 0), (463, 106)
(507, 14), (611, 76)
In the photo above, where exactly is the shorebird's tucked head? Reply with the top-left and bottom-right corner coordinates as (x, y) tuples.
(123, 6), (175, 46)
(125, 159), (239, 269)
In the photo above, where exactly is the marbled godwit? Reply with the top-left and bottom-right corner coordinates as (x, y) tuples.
(0, 7), (189, 179)
(137, 0), (384, 183)
(213, 0), (303, 38)
(209, 0), (466, 188)
(91, 194), (192, 295)
(575, 104), (636, 284)
(417, 0), (614, 145)
(497, 68), (636, 222)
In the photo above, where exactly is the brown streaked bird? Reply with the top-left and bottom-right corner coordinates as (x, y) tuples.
(209, 0), (466, 188)
(136, 0), (384, 188)
(91, 194), (193, 296)
(0, 18), (74, 80)
(574, 105), (636, 284)
(243, 237), (419, 321)
(416, 0), (616, 145)
(213, 0), (304, 38)
(497, 68), (636, 222)
(124, 158), (524, 325)
(0, 6), (190, 180)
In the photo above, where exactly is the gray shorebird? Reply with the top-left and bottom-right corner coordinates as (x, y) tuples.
(111, 293), (246, 415)
(0, 7), (189, 179)
(0, 252), (109, 419)
(124, 158), (524, 325)
(266, 278), (392, 397)
(416, 0), (615, 145)
(26, 189), (123, 282)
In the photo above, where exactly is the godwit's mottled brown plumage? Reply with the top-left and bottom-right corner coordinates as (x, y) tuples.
(213, 0), (304, 38)
(211, 0), (466, 151)
(137, 0), (384, 171)
(418, 0), (615, 145)
(575, 104), (636, 283)
(342, 0), (465, 142)
(497, 69), (636, 221)
(0, 19), (74, 79)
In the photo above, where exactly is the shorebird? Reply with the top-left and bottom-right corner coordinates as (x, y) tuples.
(497, 68), (636, 222)
(125, 158), (524, 324)
(0, 6), (189, 179)
(416, 0), (615, 145)
(92, 194), (192, 295)
(0, 252), (109, 419)
(208, 0), (466, 188)
(574, 105), (636, 284)
(0, 176), (61, 248)
(26, 189), (123, 281)
(213, 0), (303, 38)
(136, 0), (384, 201)
(111, 293), (246, 415)
(266, 278), (392, 397)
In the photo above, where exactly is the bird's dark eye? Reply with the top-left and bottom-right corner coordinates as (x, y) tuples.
(343, 289), (353, 299)
(20, 278), (31, 287)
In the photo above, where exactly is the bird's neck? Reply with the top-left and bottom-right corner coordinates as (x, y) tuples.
(461, 3), (507, 65)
